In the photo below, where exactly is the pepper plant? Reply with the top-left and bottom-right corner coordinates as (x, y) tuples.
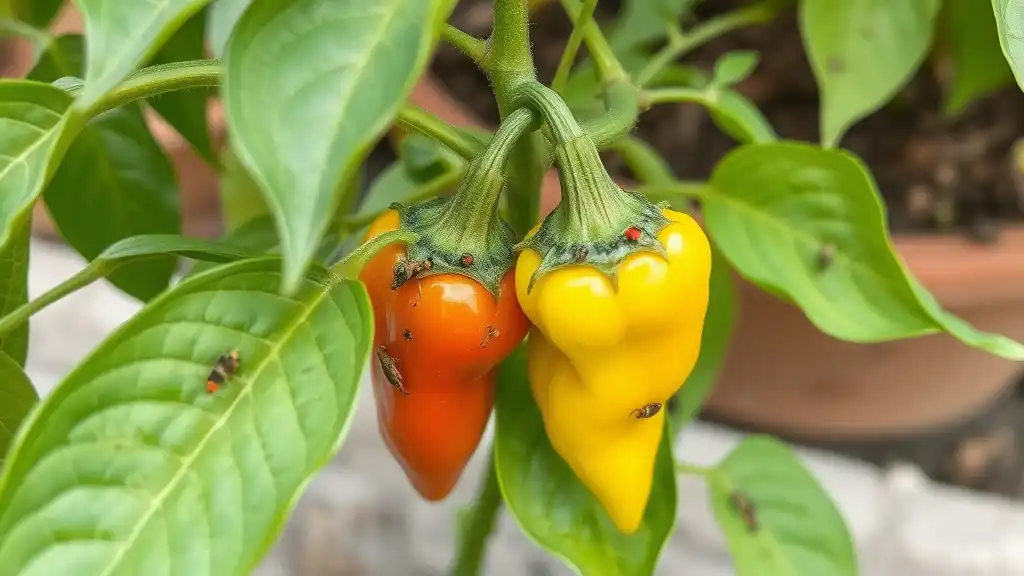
(1, 0), (1024, 575)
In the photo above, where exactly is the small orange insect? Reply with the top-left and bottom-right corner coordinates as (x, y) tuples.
(206, 350), (240, 394)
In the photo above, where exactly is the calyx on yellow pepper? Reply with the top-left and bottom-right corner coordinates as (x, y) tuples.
(512, 84), (711, 534)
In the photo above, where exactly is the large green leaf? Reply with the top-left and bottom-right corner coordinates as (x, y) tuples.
(670, 244), (735, 431)
(0, 80), (74, 254)
(223, 0), (453, 293)
(206, 0), (253, 60)
(148, 11), (215, 163)
(706, 436), (856, 576)
(648, 87), (776, 145)
(705, 141), (1024, 359)
(800, 0), (941, 147)
(0, 215), (30, 366)
(494, 346), (677, 576)
(45, 104), (181, 301)
(0, 257), (373, 575)
(942, 0), (1014, 115)
(991, 0), (1024, 91)
(0, 351), (37, 463)
(73, 0), (213, 110)
(29, 35), (181, 301)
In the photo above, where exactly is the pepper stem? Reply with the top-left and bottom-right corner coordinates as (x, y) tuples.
(396, 108), (539, 296)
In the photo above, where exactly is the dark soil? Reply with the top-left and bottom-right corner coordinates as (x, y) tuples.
(431, 0), (1024, 239)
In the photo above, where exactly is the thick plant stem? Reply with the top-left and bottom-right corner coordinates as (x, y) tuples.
(489, 0), (544, 236)
(451, 449), (503, 576)
(76, 60), (221, 118)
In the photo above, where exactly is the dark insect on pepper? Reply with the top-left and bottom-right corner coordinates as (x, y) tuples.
(375, 345), (408, 395)
(459, 253), (475, 267)
(403, 329), (414, 340)
(479, 325), (500, 347)
(624, 226), (642, 242)
(391, 258), (433, 290)
(631, 402), (663, 419)
(729, 490), (759, 532)
(206, 350), (240, 394)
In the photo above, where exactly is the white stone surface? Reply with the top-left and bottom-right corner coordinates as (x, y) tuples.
(20, 239), (1024, 575)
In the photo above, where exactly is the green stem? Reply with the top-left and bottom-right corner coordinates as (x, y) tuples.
(676, 461), (717, 479)
(442, 24), (489, 67)
(330, 230), (419, 278)
(609, 136), (676, 185)
(0, 263), (110, 339)
(558, 0), (628, 82)
(580, 80), (638, 148)
(636, 1), (782, 87)
(641, 86), (709, 106)
(489, 0), (545, 236)
(396, 106), (486, 160)
(511, 82), (584, 144)
(434, 108), (537, 244)
(551, 0), (597, 94)
(451, 448), (503, 576)
(79, 60), (221, 117)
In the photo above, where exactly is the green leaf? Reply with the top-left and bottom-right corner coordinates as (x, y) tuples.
(45, 104), (181, 301)
(712, 51), (760, 87)
(991, 0), (1024, 91)
(705, 141), (1024, 359)
(707, 435), (856, 576)
(223, 0), (453, 293)
(494, 346), (677, 576)
(73, 0), (213, 111)
(611, 0), (699, 52)
(0, 215), (30, 366)
(0, 80), (74, 256)
(206, 0), (253, 60)
(0, 351), (37, 463)
(96, 233), (262, 263)
(27, 35), (182, 301)
(147, 11), (215, 163)
(671, 244), (735, 431)
(943, 0), (1014, 115)
(7, 0), (62, 28)
(653, 87), (776, 144)
(219, 146), (269, 232)
(800, 0), (941, 147)
(0, 257), (373, 575)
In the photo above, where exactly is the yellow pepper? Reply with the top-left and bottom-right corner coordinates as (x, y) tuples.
(515, 208), (711, 533)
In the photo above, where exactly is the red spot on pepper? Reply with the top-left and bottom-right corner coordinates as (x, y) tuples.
(459, 253), (474, 267)
(624, 227), (642, 241)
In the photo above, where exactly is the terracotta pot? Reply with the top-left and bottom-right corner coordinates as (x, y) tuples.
(410, 74), (1024, 438)
(0, 3), (225, 240)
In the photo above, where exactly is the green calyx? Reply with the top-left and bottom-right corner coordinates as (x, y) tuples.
(515, 127), (670, 294)
(392, 108), (540, 298)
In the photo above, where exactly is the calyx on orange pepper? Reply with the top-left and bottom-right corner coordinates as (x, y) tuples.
(358, 109), (536, 500)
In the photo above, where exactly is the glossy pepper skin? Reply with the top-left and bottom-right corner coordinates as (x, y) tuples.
(515, 208), (711, 533)
(360, 210), (530, 500)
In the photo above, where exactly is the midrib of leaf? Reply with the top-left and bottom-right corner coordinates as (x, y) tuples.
(705, 191), (930, 329)
(0, 113), (69, 248)
(233, 0), (407, 254)
(94, 278), (333, 576)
